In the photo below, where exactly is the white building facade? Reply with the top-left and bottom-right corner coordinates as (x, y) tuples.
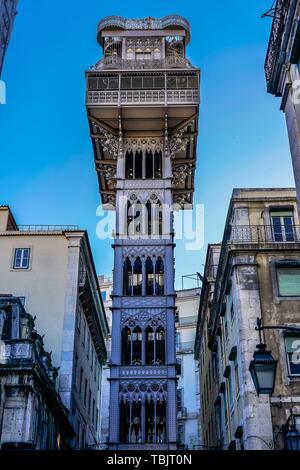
(176, 288), (201, 449)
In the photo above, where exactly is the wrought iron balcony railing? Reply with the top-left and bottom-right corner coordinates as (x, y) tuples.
(86, 88), (199, 106)
(18, 225), (79, 232)
(229, 224), (300, 244)
(264, 0), (291, 88)
(94, 56), (194, 71)
(177, 406), (188, 418)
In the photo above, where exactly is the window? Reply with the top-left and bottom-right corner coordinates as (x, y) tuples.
(79, 368), (83, 397)
(84, 379), (88, 406)
(271, 210), (295, 242)
(234, 363), (240, 396)
(125, 150), (162, 180)
(285, 336), (300, 376)
(101, 290), (107, 301)
(74, 354), (78, 389)
(96, 408), (99, 431)
(13, 248), (30, 269)
(177, 388), (183, 412)
(122, 326), (142, 365)
(88, 389), (92, 415)
(277, 267), (300, 297)
(92, 399), (95, 425)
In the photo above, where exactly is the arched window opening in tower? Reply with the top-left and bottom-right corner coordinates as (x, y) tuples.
(133, 257), (142, 296)
(127, 201), (143, 236)
(125, 150), (162, 179)
(155, 256), (164, 295)
(146, 325), (166, 365)
(123, 257), (133, 296)
(120, 398), (166, 444)
(146, 201), (163, 237)
(120, 400), (142, 444)
(121, 326), (142, 365)
(146, 257), (154, 295)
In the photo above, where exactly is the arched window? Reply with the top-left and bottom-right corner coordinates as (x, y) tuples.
(154, 151), (162, 178)
(123, 257), (132, 296)
(121, 326), (142, 365)
(146, 257), (154, 295)
(127, 200), (142, 235)
(145, 399), (166, 443)
(121, 327), (131, 364)
(120, 400), (142, 443)
(133, 257), (142, 296)
(125, 151), (134, 179)
(146, 325), (165, 365)
(125, 150), (162, 179)
(146, 326), (155, 365)
(132, 326), (142, 365)
(145, 151), (154, 179)
(155, 257), (164, 295)
(156, 327), (165, 364)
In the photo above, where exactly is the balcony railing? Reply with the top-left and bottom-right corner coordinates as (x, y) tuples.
(86, 88), (199, 106)
(176, 341), (194, 353)
(94, 56), (194, 71)
(229, 225), (300, 244)
(264, 0), (291, 87)
(176, 315), (198, 326)
(18, 225), (79, 232)
(177, 406), (187, 418)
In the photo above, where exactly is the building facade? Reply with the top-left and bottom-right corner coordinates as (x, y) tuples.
(0, 206), (108, 449)
(265, 0), (300, 212)
(0, 295), (74, 449)
(175, 287), (201, 449)
(195, 188), (300, 450)
(0, 0), (18, 77)
(98, 275), (113, 446)
(86, 15), (200, 449)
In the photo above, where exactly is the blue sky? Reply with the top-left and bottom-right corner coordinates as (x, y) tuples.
(0, 0), (295, 289)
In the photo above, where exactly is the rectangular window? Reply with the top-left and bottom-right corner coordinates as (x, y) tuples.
(285, 336), (300, 376)
(88, 389), (92, 415)
(92, 399), (95, 425)
(228, 371), (233, 409)
(277, 267), (300, 297)
(234, 363), (240, 396)
(79, 368), (83, 397)
(96, 408), (99, 431)
(84, 379), (88, 406)
(101, 290), (107, 301)
(13, 248), (30, 269)
(74, 354), (78, 389)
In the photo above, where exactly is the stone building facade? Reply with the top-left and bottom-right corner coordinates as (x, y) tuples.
(0, 295), (74, 449)
(86, 15), (200, 449)
(0, 0), (18, 77)
(195, 188), (300, 450)
(0, 206), (109, 449)
(265, 0), (300, 212)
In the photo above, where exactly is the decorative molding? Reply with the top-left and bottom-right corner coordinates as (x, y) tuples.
(168, 122), (194, 158)
(172, 163), (194, 185)
(123, 137), (164, 155)
(124, 190), (164, 204)
(122, 245), (165, 258)
(93, 122), (119, 159)
(97, 163), (117, 188)
(121, 310), (167, 328)
(119, 379), (168, 403)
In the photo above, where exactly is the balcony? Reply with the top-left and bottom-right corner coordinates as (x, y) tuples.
(177, 406), (187, 418)
(176, 341), (194, 353)
(94, 56), (194, 71)
(229, 225), (300, 244)
(86, 71), (200, 108)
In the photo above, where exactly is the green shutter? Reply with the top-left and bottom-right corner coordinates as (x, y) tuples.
(277, 268), (300, 296)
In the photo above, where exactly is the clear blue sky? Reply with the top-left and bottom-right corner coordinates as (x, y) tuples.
(0, 0), (295, 289)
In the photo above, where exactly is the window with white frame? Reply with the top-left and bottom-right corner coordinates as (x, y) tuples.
(270, 210), (295, 242)
(13, 248), (30, 269)
(285, 336), (300, 376)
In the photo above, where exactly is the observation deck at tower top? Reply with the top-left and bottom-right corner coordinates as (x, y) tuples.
(85, 15), (200, 208)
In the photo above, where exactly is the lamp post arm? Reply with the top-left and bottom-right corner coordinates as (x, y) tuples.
(255, 318), (300, 335)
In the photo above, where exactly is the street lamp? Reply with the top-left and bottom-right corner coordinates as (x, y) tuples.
(249, 342), (277, 395)
(285, 409), (300, 451)
(249, 318), (277, 395)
